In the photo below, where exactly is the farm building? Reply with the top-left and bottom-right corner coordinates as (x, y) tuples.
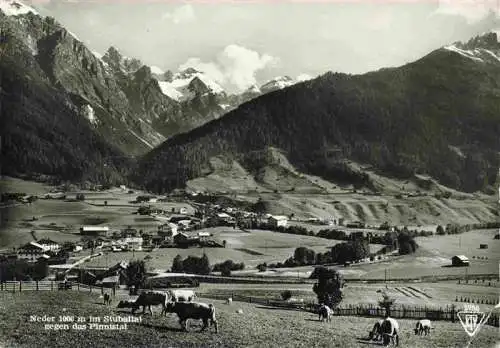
(157, 223), (178, 239)
(43, 192), (66, 199)
(121, 227), (138, 237)
(36, 239), (61, 252)
(215, 213), (235, 225)
(17, 242), (49, 261)
(96, 275), (120, 288)
(451, 255), (470, 267)
(80, 226), (110, 237)
(173, 232), (199, 247)
(198, 232), (211, 241)
(119, 237), (143, 251)
(269, 215), (289, 228)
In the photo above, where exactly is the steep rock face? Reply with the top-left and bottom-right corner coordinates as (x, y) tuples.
(0, 7), (169, 155)
(0, 12), (132, 184)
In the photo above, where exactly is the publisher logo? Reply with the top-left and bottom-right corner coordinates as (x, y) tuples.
(457, 304), (494, 339)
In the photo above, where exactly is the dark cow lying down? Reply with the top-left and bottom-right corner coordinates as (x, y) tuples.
(165, 301), (218, 333)
(117, 291), (168, 315)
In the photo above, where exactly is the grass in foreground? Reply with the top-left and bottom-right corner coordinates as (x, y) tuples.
(0, 291), (498, 348)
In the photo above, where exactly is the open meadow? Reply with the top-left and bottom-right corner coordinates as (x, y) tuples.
(83, 227), (385, 269)
(198, 280), (499, 308)
(0, 291), (498, 348)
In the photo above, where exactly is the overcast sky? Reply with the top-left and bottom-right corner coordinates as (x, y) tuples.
(26, 0), (500, 93)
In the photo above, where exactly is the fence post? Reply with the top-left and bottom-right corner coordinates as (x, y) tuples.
(19, 281), (21, 292)
(36, 281), (39, 291)
(51, 281), (53, 291)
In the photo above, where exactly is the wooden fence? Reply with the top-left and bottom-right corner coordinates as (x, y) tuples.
(1, 282), (498, 328)
(0, 281), (107, 294)
(198, 293), (500, 328)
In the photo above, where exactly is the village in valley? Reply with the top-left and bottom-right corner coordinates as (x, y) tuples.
(0, 175), (499, 347)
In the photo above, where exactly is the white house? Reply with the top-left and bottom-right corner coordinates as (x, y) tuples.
(198, 232), (211, 242)
(269, 215), (289, 228)
(216, 213), (235, 225)
(118, 237), (143, 251)
(158, 223), (178, 239)
(17, 242), (49, 261)
(36, 239), (61, 252)
(80, 226), (110, 237)
(177, 220), (192, 230)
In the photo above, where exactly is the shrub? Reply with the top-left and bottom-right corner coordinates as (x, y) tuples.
(257, 263), (267, 272)
(281, 290), (292, 301)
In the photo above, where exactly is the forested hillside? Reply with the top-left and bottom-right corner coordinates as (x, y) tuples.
(136, 37), (500, 193)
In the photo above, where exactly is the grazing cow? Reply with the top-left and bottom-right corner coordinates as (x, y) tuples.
(167, 289), (197, 302)
(380, 317), (400, 346)
(318, 304), (333, 322)
(165, 301), (218, 333)
(415, 319), (432, 336)
(368, 319), (384, 341)
(103, 293), (111, 305)
(226, 297), (232, 305)
(117, 291), (168, 315)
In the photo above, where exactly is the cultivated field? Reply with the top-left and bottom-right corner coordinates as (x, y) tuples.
(0, 291), (498, 348)
(82, 227), (385, 270)
(185, 155), (498, 226)
(198, 281), (499, 308)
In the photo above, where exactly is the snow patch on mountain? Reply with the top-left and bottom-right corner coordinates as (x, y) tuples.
(82, 105), (97, 126)
(0, 0), (38, 17)
(260, 76), (295, 93)
(483, 49), (500, 62)
(26, 34), (37, 55)
(157, 81), (184, 101)
(128, 130), (154, 149)
(245, 84), (261, 94)
(444, 45), (484, 62)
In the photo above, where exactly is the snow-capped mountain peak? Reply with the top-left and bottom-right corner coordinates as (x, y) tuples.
(245, 84), (261, 94)
(260, 75), (295, 93)
(0, 0), (38, 17)
(443, 32), (500, 64)
(156, 67), (224, 101)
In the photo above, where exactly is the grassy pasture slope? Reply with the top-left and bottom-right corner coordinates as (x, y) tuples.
(0, 292), (498, 348)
